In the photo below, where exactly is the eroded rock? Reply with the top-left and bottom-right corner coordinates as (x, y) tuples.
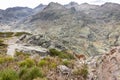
(87, 46), (120, 80)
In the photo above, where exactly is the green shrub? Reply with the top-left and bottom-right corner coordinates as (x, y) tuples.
(49, 49), (60, 56)
(0, 69), (19, 80)
(73, 64), (88, 78)
(15, 51), (23, 56)
(4, 56), (14, 61)
(0, 56), (14, 64)
(38, 60), (48, 67)
(14, 32), (31, 36)
(18, 67), (28, 79)
(66, 53), (75, 59)
(18, 58), (35, 67)
(62, 60), (71, 67)
(19, 67), (43, 80)
(0, 39), (4, 43)
(0, 39), (8, 47)
(0, 58), (5, 64)
(49, 63), (57, 69)
(0, 32), (14, 38)
(58, 53), (70, 59)
(38, 57), (58, 69)
(15, 51), (30, 57)
(49, 48), (74, 59)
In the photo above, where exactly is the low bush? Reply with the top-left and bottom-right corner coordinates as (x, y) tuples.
(49, 48), (74, 59)
(0, 69), (19, 80)
(62, 60), (71, 66)
(0, 56), (14, 64)
(0, 32), (14, 38)
(18, 58), (35, 67)
(73, 64), (88, 79)
(49, 49), (60, 56)
(19, 67), (43, 80)
(49, 63), (57, 69)
(15, 51), (30, 57)
(14, 32), (31, 36)
(38, 60), (48, 67)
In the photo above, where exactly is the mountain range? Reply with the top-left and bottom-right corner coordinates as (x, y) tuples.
(0, 2), (120, 55)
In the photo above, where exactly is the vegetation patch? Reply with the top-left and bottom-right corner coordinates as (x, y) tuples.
(18, 58), (35, 67)
(0, 69), (19, 80)
(0, 32), (31, 38)
(49, 48), (74, 59)
(0, 32), (14, 38)
(15, 51), (30, 57)
(38, 59), (48, 67)
(19, 67), (44, 80)
(0, 56), (14, 64)
(14, 32), (31, 36)
(73, 64), (88, 79)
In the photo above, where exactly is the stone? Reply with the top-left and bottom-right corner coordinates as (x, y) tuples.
(57, 65), (71, 75)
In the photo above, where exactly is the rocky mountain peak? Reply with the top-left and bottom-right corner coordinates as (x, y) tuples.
(34, 4), (44, 9)
(69, 1), (79, 6)
(101, 2), (120, 8)
(44, 2), (66, 10)
(80, 3), (90, 6)
(65, 1), (79, 10)
(79, 3), (99, 9)
(5, 7), (32, 11)
(34, 4), (46, 13)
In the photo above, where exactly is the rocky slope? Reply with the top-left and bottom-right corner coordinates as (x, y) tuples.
(0, 2), (120, 56)
(87, 46), (120, 80)
(14, 2), (120, 56)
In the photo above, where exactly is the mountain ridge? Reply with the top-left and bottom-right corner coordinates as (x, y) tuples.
(0, 2), (120, 55)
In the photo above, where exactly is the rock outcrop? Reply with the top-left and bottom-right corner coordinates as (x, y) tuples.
(87, 46), (120, 80)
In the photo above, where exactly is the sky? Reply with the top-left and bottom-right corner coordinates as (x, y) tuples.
(0, 0), (120, 10)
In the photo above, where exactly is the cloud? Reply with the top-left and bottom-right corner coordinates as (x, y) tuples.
(93, 0), (105, 3)
(90, 0), (106, 5)
(0, 0), (120, 9)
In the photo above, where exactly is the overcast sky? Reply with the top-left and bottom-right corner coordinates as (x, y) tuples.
(0, 0), (120, 9)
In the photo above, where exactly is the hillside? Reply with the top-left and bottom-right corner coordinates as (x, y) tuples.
(0, 2), (120, 55)
(0, 2), (120, 80)
(15, 2), (120, 56)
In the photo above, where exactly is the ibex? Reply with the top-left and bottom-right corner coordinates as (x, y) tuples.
(73, 52), (86, 60)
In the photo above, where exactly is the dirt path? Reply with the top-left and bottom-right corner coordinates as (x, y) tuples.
(5, 37), (47, 56)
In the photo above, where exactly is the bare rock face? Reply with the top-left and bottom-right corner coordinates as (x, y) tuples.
(88, 46), (120, 80)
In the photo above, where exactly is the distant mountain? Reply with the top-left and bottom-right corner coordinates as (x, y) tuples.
(1, 2), (120, 55)
(5, 7), (33, 19)
(34, 4), (46, 14)
(0, 9), (4, 20)
(65, 2), (99, 13)
(0, 7), (33, 25)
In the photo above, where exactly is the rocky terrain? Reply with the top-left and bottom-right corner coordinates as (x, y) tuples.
(0, 2), (120, 55)
(0, 1), (120, 80)
(0, 32), (119, 80)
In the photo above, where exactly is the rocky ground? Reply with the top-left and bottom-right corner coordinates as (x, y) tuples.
(1, 2), (120, 56)
(0, 2), (120, 80)
(0, 33), (119, 80)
